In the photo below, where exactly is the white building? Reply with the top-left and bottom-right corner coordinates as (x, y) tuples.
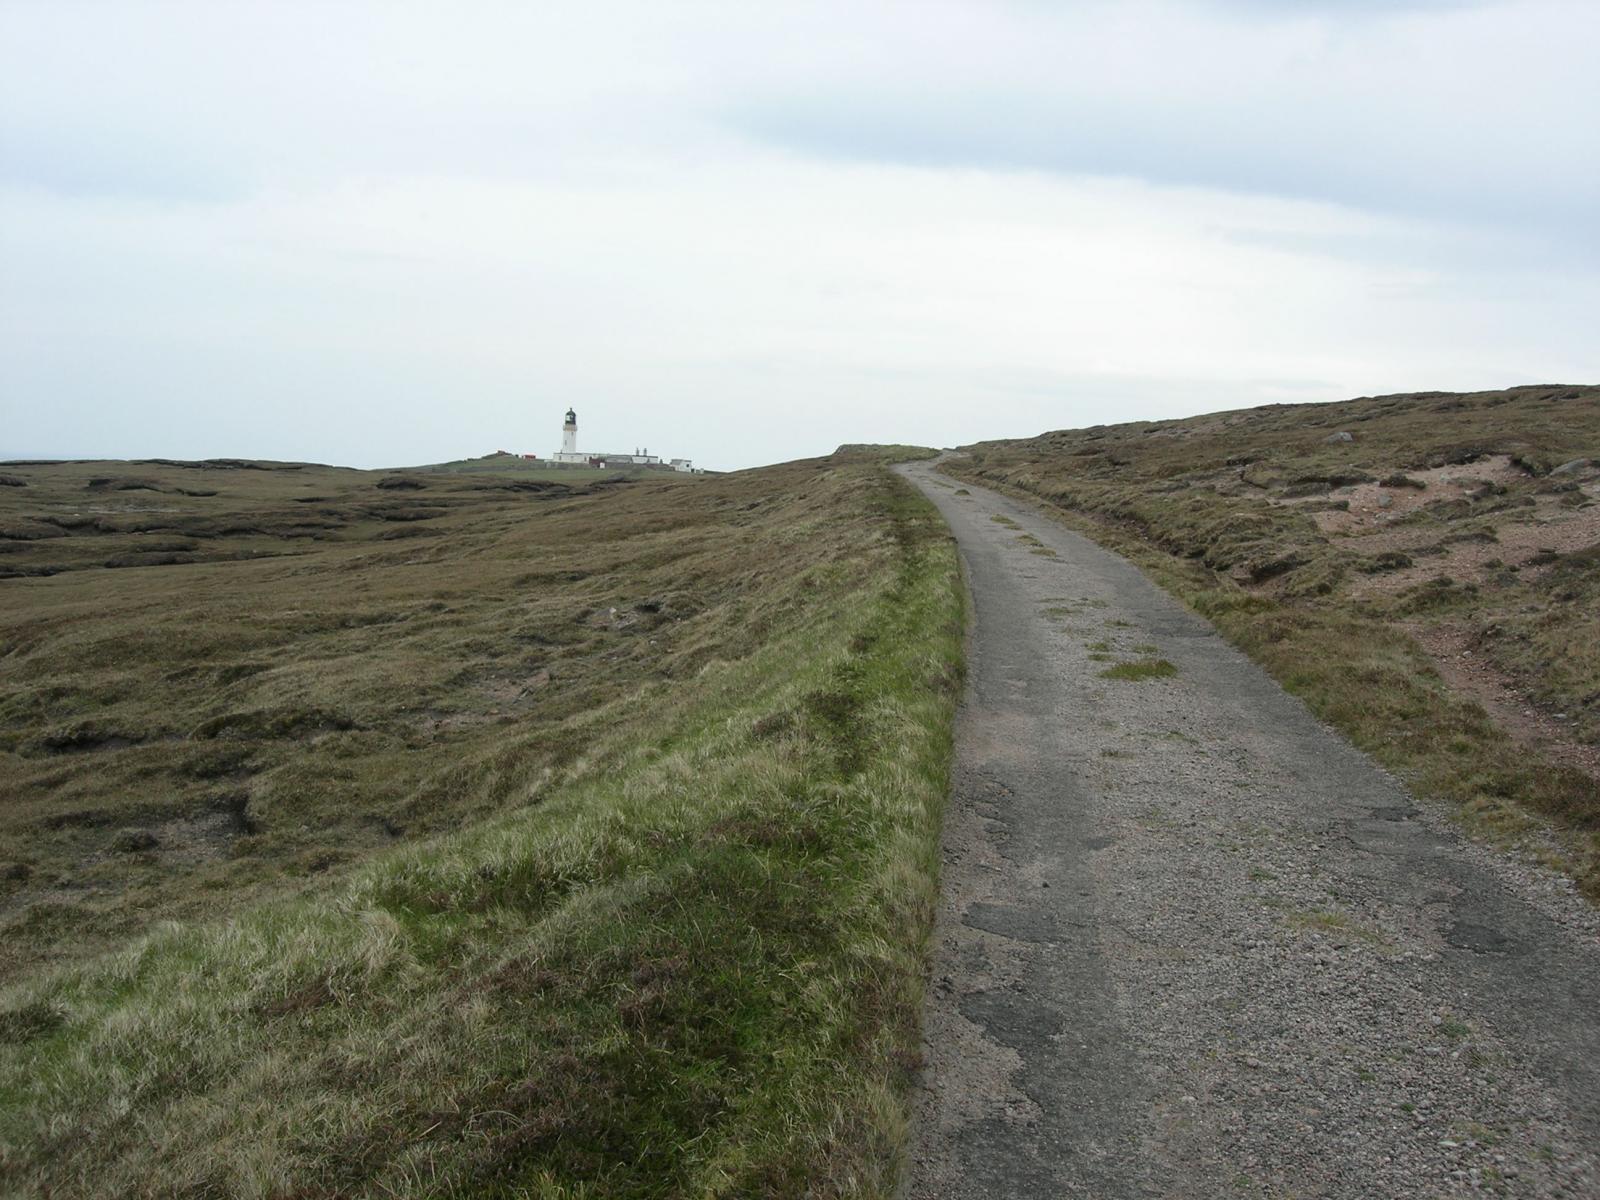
(548, 408), (695, 471)
(549, 407), (589, 464)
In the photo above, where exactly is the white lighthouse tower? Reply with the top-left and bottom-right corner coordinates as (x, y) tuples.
(552, 407), (587, 463)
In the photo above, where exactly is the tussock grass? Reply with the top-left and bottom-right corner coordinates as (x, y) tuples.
(946, 384), (1600, 892)
(0, 456), (964, 1196)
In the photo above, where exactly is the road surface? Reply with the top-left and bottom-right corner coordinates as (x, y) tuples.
(897, 460), (1600, 1199)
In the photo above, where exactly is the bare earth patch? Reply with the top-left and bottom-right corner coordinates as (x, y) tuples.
(1409, 620), (1600, 784)
(1308, 455), (1531, 536)
(1348, 500), (1600, 599)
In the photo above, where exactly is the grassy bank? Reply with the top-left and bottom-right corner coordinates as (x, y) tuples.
(945, 385), (1600, 893)
(0, 455), (963, 1196)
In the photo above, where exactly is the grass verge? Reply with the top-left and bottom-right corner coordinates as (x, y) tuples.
(0, 464), (964, 1198)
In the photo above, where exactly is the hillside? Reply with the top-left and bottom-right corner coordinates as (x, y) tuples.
(945, 383), (1600, 890)
(402, 452), (617, 480)
(0, 451), (961, 1196)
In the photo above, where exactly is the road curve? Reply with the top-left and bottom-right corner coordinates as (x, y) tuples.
(896, 460), (1600, 1199)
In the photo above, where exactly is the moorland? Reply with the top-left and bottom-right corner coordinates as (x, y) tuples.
(0, 448), (960, 1197)
(4, 380), (1598, 1195)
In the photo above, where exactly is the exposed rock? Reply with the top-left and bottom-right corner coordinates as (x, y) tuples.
(1324, 431), (1355, 443)
(1550, 459), (1593, 477)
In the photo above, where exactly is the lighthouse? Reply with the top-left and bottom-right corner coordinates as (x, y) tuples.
(551, 407), (591, 464)
(546, 407), (695, 470)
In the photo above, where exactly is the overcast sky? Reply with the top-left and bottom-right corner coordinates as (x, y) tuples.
(2, 0), (1596, 470)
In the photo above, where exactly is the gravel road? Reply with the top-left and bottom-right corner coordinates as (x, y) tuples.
(896, 461), (1600, 1199)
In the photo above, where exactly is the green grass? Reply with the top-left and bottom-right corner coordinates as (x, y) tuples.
(1012, 532), (1058, 558)
(1284, 909), (1388, 946)
(0, 456), (964, 1196)
(945, 384), (1600, 893)
(1099, 658), (1178, 681)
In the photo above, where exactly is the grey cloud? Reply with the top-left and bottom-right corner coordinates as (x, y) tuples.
(734, 96), (1598, 257)
(724, 0), (1598, 256)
